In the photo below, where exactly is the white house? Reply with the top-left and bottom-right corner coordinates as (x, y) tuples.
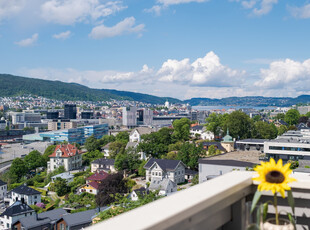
(129, 127), (154, 143)
(190, 125), (214, 140)
(129, 187), (149, 201)
(47, 144), (82, 173)
(0, 180), (7, 200)
(144, 158), (186, 184)
(9, 185), (41, 206)
(148, 178), (177, 196)
(0, 201), (35, 229)
(91, 158), (116, 173)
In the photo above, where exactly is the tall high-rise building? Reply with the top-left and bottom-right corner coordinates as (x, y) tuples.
(64, 104), (77, 119)
(47, 111), (59, 119)
(122, 107), (137, 128)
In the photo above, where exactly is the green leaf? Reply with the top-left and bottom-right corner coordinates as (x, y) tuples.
(287, 190), (295, 215)
(287, 212), (296, 230)
(263, 202), (269, 222)
(256, 204), (262, 226)
(251, 190), (262, 213)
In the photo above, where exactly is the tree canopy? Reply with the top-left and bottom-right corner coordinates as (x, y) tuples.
(284, 109), (300, 126)
(172, 118), (191, 141)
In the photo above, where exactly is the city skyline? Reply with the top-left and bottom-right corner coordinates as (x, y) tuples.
(1, 0), (310, 99)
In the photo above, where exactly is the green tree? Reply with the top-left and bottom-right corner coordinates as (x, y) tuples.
(24, 150), (46, 170)
(225, 111), (252, 139)
(85, 135), (101, 152)
(278, 125), (288, 136)
(108, 141), (126, 159)
(208, 145), (216, 155)
(172, 118), (191, 141)
(275, 113), (285, 120)
(42, 145), (56, 163)
(255, 121), (278, 139)
(191, 174), (199, 186)
(82, 150), (104, 165)
(299, 116), (309, 124)
(115, 132), (129, 144)
(54, 177), (70, 196)
(305, 111), (310, 118)
(252, 115), (261, 122)
(114, 150), (141, 173)
(284, 109), (300, 126)
(165, 151), (178, 160)
(177, 143), (202, 169)
(100, 135), (116, 146)
(138, 160), (147, 176)
(9, 158), (27, 183)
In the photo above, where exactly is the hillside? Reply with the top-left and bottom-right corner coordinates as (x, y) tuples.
(0, 74), (181, 104)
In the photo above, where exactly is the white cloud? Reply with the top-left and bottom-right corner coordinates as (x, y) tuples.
(89, 17), (145, 39)
(144, 0), (208, 15)
(53, 30), (71, 39)
(232, 0), (278, 16)
(15, 33), (38, 47)
(255, 58), (310, 91)
(0, 0), (26, 22)
(288, 4), (310, 19)
(41, 0), (126, 25)
(157, 51), (246, 87)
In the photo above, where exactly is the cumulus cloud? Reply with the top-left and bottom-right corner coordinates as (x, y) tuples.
(41, 0), (126, 25)
(53, 30), (71, 39)
(15, 33), (38, 47)
(255, 58), (310, 91)
(231, 0), (278, 16)
(144, 5), (164, 16)
(157, 51), (246, 87)
(0, 0), (26, 22)
(89, 17), (144, 39)
(288, 3), (310, 19)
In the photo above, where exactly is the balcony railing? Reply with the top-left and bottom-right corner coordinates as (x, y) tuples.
(87, 171), (310, 230)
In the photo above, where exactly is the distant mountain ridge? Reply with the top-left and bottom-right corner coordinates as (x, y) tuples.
(0, 74), (310, 106)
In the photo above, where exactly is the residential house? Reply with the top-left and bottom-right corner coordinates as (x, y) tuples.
(148, 178), (177, 196)
(47, 144), (82, 173)
(0, 201), (35, 229)
(190, 125), (214, 140)
(91, 158), (115, 173)
(12, 208), (67, 230)
(56, 208), (105, 229)
(129, 187), (149, 201)
(9, 185), (41, 206)
(144, 158), (186, 184)
(201, 142), (226, 154)
(51, 172), (74, 184)
(129, 127), (154, 143)
(79, 171), (109, 195)
(184, 169), (198, 182)
(0, 179), (7, 200)
(274, 119), (288, 128)
(101, 143), (111, 157)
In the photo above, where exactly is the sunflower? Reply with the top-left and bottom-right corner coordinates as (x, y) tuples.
(253, 158), (296, 198)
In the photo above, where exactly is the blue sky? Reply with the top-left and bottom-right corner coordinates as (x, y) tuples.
(1, 0), (310, 100)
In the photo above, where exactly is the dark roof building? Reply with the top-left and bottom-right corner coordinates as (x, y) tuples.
(198, 159), (255, 168)
(12, 208), (67, 230)
(144, 158), (184, 171)
(0, 179), (7, 186)
(11, 185), (41, 196)
(92, 158), (115, 166)
(0, 201), (34, 217)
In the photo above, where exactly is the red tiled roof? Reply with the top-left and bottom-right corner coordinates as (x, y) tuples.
(49, 144), (82, 158)
(86, 171), (109, 182)
(87, 181), (99, 190)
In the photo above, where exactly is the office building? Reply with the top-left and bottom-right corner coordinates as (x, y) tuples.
(122, 107), (137, 128)
(137, 108), (153, 126)
(64, 104), (76, 119)
(47, 111), (59, 119)
(48, 120), (77, 131)
(81, 111), (93, 119)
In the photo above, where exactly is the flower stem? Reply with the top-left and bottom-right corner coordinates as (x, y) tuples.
(274, 193), (279, 225)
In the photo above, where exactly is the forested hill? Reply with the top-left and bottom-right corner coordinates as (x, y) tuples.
(184, 95), (310, 107)
(0, 74), (181, 104)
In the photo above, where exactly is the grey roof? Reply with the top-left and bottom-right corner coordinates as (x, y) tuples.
(0, 179), (7, 186)
(92, 158), (115, 166)
(51, 172), (74, 180)
(11, 185), (41, 195)
(191, 125), (204, 131)
(131, 127), (153, 136)
(61, 207), (107, 227)
(149, 178), (176, 191)
(236, 139), (268, 144)
(268, 138), (310, 144)
(126, 142), (139, 149)
(198, 159), (255, 167)
(13, 208), (67, 229)
(185, 169), (198, 175)
(144, 158), (185, 171)
(0, 201), (34, 217)
(201, 142), (226, 151)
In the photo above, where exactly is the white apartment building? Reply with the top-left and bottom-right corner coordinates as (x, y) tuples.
(9, 185), (41, 206)
(122, 107), (137, 128)
(47, 144), (82, 172)
(0, 180), (7, 200)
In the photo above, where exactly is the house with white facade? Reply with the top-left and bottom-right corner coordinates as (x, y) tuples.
(0, 180), (7, 200)
(148, 178), (177, 196)
(47, 144), (82, 172)
(129, 127), (154, 143)
(144, 158), (186, 184)
(9, 185), (41, 206)
(190, 125), (214, 140)
(91, 158), (115, 173)
(0, 201), (35, 229)
(129, 187), (149, 201)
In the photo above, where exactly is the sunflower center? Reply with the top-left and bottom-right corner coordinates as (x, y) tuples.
(265, 170), (285, 184)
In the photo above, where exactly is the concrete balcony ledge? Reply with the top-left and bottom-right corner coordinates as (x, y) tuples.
(87, 171), (310, 230)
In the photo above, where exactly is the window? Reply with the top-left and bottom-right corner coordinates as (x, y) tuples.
(90, 190), (92, 193)
(155, 172), (158, 176)
(159, 172), (161, 176)
(34, 196), (37, 199)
